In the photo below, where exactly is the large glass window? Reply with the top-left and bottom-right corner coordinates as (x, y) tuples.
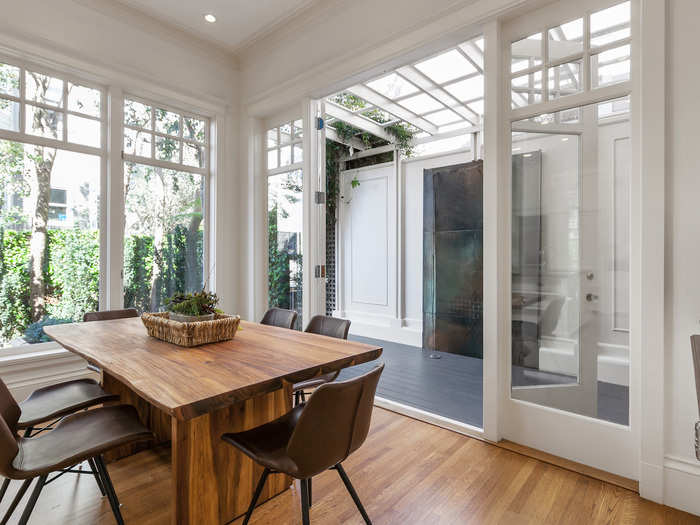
(122, 98), (208, 313)
(267, 170), (303, 330)
(0, 61), (104, 349)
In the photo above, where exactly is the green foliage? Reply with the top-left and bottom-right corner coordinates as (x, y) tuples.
(329, 93), (367, 112)
(124, 235), (153, 314)
(165, 289), (220, 316)
(46, 229), (99, 320)
(23, 316), (72, 344)
(267, 174), (303, 318)
(386, 122), (416, 157)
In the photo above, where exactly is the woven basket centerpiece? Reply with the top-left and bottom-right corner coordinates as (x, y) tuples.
(141, 312), (240, 347)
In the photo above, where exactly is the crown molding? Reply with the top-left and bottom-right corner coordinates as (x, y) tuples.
(72, 0), (239, 70)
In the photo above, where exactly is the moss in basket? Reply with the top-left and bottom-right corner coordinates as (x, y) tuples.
(165, 290), (223, 317)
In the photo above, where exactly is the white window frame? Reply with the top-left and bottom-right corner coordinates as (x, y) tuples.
(121, 94), (212, 303)
(0, 55), (108, 358)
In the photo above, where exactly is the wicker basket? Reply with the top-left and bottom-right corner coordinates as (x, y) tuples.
(141, 312), (240, 347)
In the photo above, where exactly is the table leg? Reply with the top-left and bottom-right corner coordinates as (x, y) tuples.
(171, 387), (292, 525)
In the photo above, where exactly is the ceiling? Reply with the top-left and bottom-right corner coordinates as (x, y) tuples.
(114, 0), (317, 53)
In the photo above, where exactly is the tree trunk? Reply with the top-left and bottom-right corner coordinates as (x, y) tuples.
(28, 147), (53, 322)
(185, 187), (202, 292)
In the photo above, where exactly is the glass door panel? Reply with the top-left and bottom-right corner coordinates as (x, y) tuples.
(510, 97), (630, 425)
(267, 170), (303, 329)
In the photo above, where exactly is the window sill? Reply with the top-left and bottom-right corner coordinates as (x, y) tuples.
(0, 343), (97, 401)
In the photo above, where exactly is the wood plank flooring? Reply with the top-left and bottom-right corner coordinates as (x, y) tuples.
(0, 408), (696, 524)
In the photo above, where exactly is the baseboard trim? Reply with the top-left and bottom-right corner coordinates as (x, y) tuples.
(663, 455), (700, 516)
(347, 321), (422, 347)
(496, 440), (639, 492)
(374, 396), (485, 440)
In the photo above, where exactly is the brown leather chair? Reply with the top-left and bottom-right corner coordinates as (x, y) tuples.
(222, 364), (383, 525)
(83, 308), (139, 322)
(293, 315), (352, 405)
(0, 379), (119, 507)
(260, 307), (298, 330)
(0, 378), (153, 525)
(691, 335), (700, 460)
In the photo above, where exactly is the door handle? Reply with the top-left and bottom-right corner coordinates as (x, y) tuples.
(585, 293), (599, 302)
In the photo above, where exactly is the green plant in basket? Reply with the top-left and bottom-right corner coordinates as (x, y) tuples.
(165, 289), (222, 321)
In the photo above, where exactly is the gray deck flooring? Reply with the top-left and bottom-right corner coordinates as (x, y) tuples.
(339, 335), (628, 428)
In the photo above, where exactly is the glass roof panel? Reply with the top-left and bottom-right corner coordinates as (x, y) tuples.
(398, 93), (444, 114)
(329, 92), (368, 111)
(511, 33), (542, 73)
(415, 50), (476, 85)
(366, 73), (419, 99)
(467, 100), (484, 116)
(444, 75), (483, 102)
(591, 1), (630, 48)
(424, 109), (461, 126)
(548, 18), (583, 61)
(362, 108), (395, 124)
(438, 121), (472, 134)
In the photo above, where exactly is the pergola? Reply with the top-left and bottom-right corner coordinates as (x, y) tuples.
(324, 35), (484, 156)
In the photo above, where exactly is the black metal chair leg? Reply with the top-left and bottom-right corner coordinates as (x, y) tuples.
(241, 468), (270, 525)
(17, 474), (47, 525)
(308, 477), (312, 507)
(94, 456), (124, 525)
(300, 478), (310, 525)
(88, 458), (106, 496)
(22, 428), (33, 438)
(0, 477), (9, 506)
(1, 478), (33, 525)
(335, 464), (372, 525)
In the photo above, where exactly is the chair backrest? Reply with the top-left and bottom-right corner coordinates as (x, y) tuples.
(286, 364), (383, 478)
(83, 308), (139, 323)
(0, 377), (20, 478)
(539, 296), (565, 337)
(304, 315), (351, 340)
(691, 336), (700, 416)
(260, 308), (298, 330)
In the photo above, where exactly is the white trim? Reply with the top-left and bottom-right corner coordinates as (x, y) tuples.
(636, 0), (666, 503)
(374, 396), (486, 440)
(663, 455), (700, 516)
(0, 347), (98, 402)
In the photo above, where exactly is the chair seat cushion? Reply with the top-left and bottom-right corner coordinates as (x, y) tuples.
(222, 404), (305, 477)
(18, 379), (119, 428)
(293, 372), (338, 392)
(12, 405), (153, 478)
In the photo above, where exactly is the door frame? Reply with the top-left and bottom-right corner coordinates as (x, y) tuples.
(244, 0), (666, 501)
(484, 0), (666, 493)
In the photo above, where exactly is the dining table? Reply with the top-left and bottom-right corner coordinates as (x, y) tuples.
(44, 317), (383, 525)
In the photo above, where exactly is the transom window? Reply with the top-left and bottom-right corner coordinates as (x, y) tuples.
(0, 61), (104, 149)
(510, 1), (631, 108)
(123, 97), (208, 172)
(266, 120), (303, 171)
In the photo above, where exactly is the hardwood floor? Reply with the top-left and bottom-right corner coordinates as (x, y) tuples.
(1, 408), (697, 524)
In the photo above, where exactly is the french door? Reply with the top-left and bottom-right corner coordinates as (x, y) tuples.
(499, 0), (637, 480)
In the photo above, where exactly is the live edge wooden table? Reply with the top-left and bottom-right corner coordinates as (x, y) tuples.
(44, 318), (382, 525)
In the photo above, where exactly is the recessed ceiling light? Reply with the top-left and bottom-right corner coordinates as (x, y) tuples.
(204, 14), (217, 23)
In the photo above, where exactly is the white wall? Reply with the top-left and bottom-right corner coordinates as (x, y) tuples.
(664, 0), (700, 515)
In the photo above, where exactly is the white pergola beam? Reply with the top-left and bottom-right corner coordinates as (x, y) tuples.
(325, 126), (368, 151)
(325, 102), (395, 142)
(396, 66), (480, 125)
(345, 84), (439, 135)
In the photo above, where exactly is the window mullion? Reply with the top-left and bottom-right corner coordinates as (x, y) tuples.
(583, 13), (591, 92)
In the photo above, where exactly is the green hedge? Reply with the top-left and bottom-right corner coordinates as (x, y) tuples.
(0, 226), (203, 345)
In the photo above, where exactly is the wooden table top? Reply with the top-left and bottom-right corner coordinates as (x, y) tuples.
(45, 318), (383, 420)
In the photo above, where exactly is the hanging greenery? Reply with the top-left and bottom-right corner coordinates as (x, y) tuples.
(385, 122), (416, 158)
